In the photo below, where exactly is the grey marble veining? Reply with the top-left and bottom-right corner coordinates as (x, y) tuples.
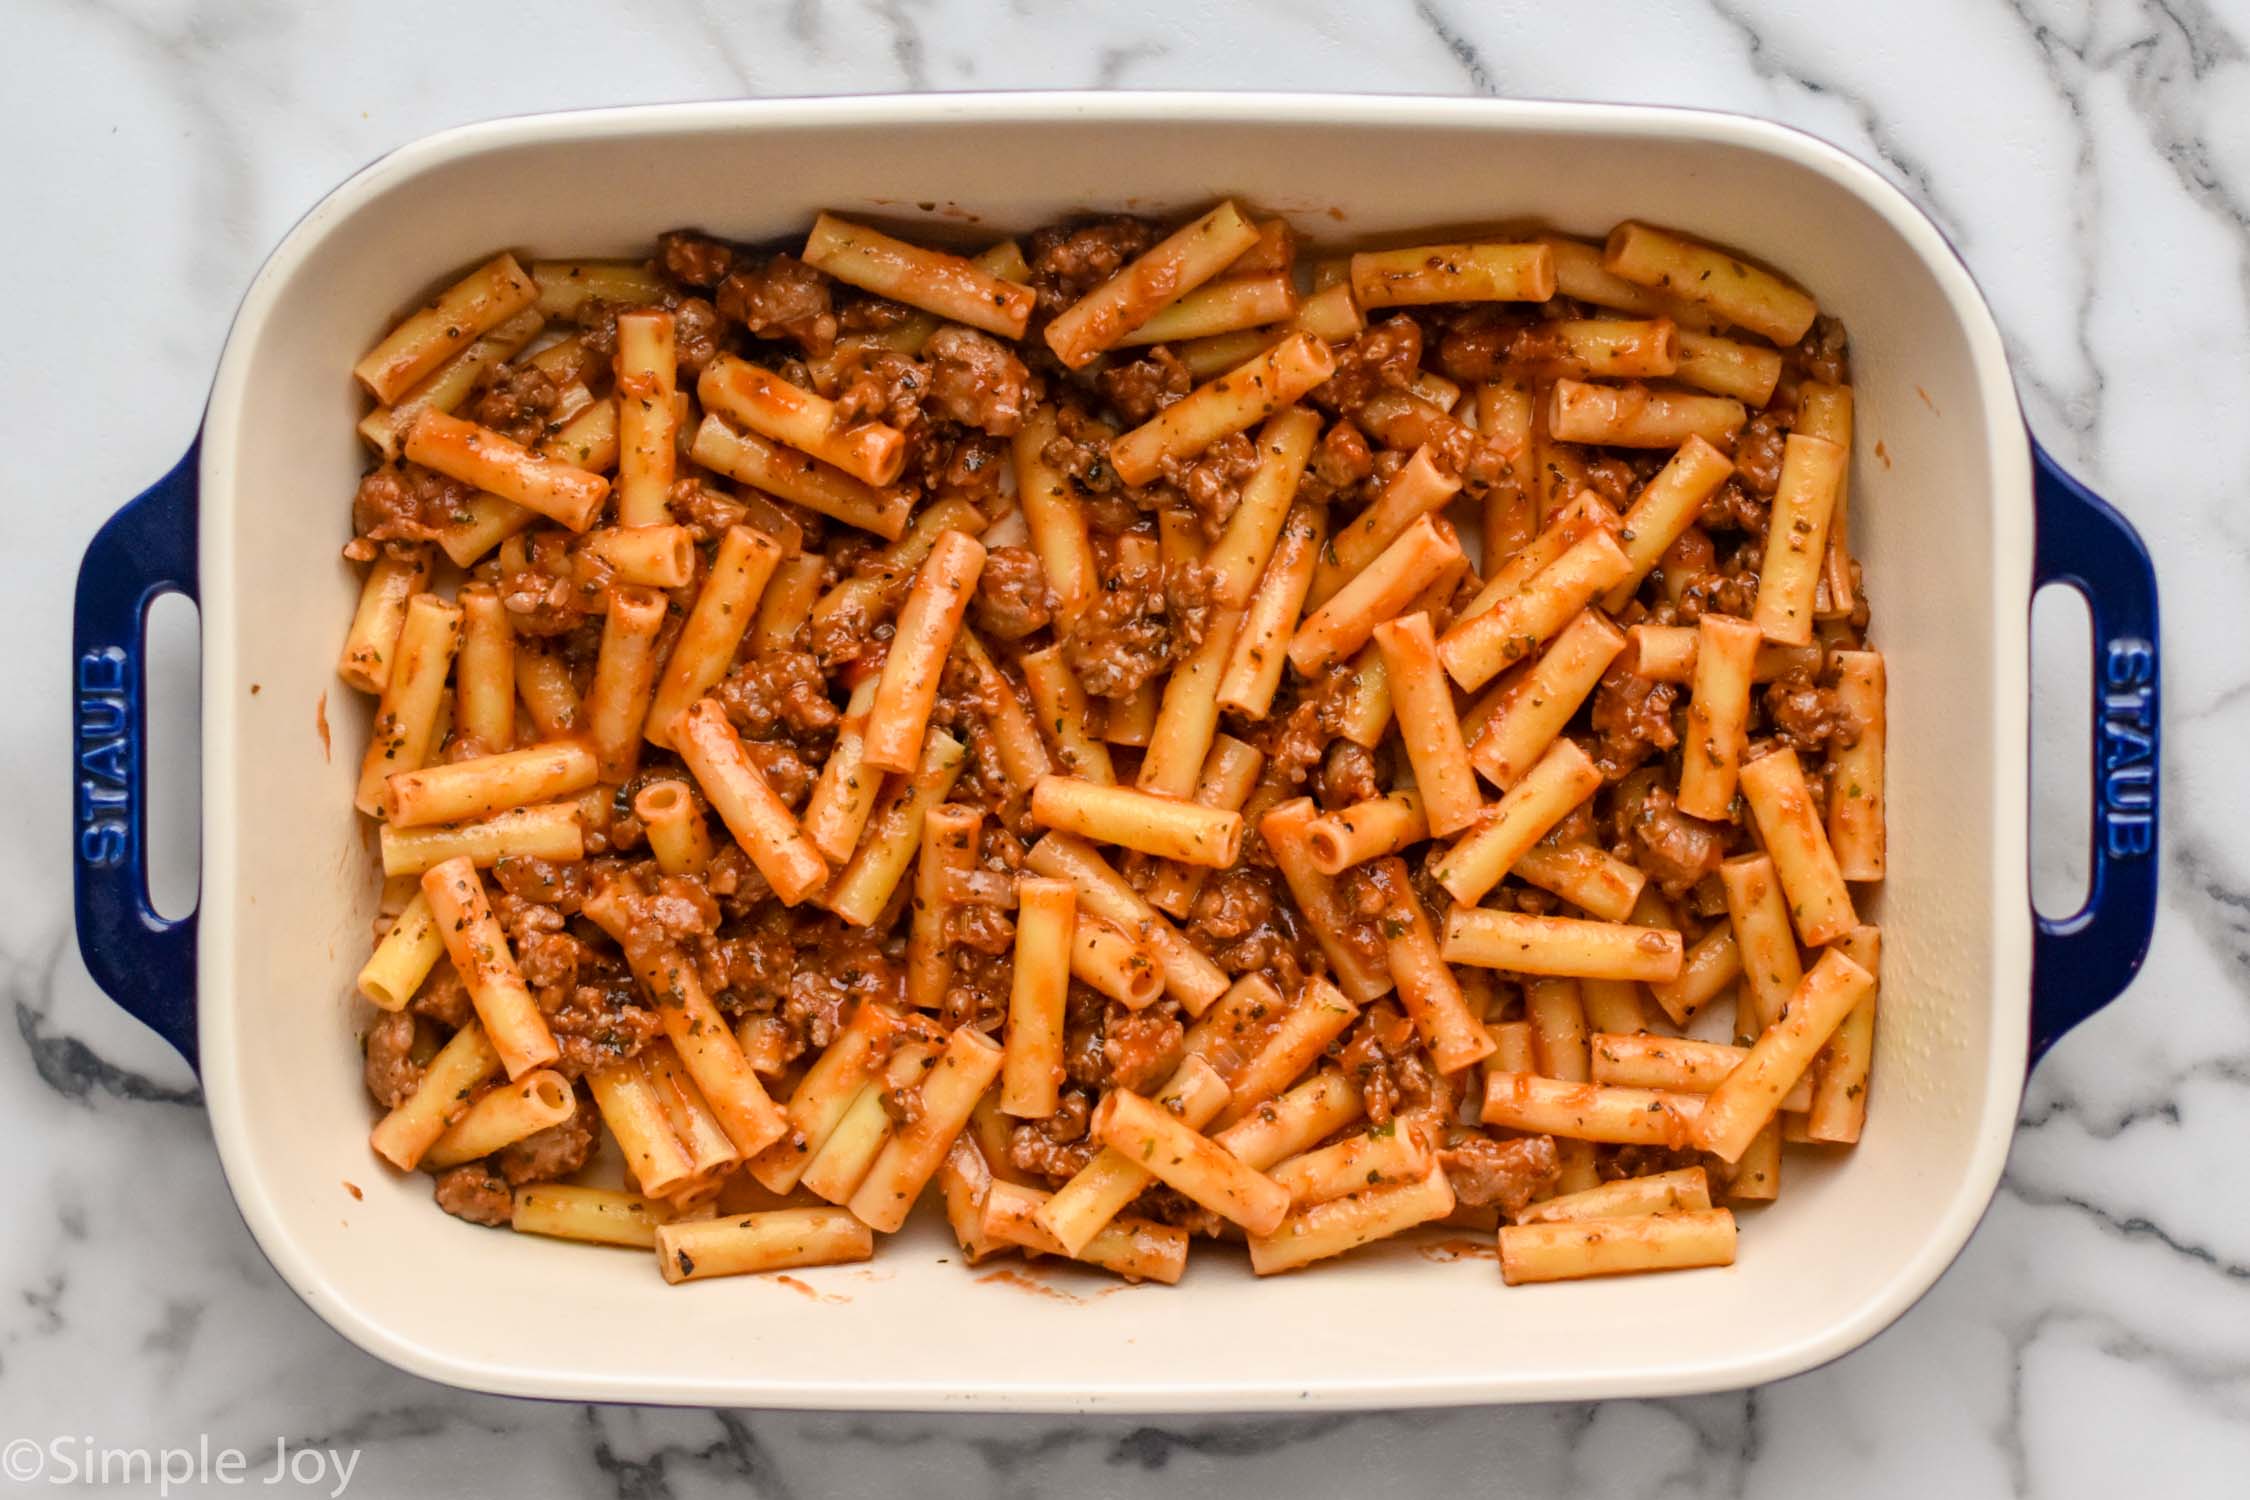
(5, 1), (2249, 1495)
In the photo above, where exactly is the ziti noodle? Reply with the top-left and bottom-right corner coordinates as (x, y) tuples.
(343, 210), (1884, 1288)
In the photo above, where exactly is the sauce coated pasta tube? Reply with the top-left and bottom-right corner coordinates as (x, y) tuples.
(1030, 776), (1244, 868)
(1206, 408), (1321, 607)
(823, 729), (966, 927)
(354, 253), (538, 403)
(1110, 333), (1338, 487)
(1738, 747), (1858, 946)
(690, 414), (914, 541)
(1305, 788), (1429, 876)
(1511, 838), (1647, 923)
(1675, 330), (1785, 406)
(452, 583), (516, 752)
(1646, 925), (1745, 1028)
(1369, 859), (1494, 1073)
(424, 1070), (577, 1169)
(1213, 976), (1363, 1128)
(803, 213), (1037, 339)
(1020, 646), (1118, 785)
(656, 1207), (875, 1284)
(1371, 612), (1481, 837)
(1599, 436), (1735, 610)
(1023, 832), (1229, 1013)
(582, 888), (791, 1160)
(1045, 200), (1260, 368)
(369, 1020), (503, 1171)
(862, 529), (986, 773)
(1094, 1086), (1291, 1237)
(528, 259), (663, 315)
(1545, 380), (1746, 450)
(358, 307), (545, 458)
(1480, 1071), (1703, 1146)
(1827, 651), (1887, 880)
(612, 308), (678, 527)
(1070, 912), (1163, 1009)
(384, 741), (600, 828)
(1513, 317), (1682, 379)
(1269, 1123), (1433, 1210)
(356, 891), (446, 1011)
(1720, 853), (1805, 1035)
(980, 1180), (1192, 1284)
(1806, 924), (1882, 1144)
(338, 546), (434, 695)
(421, 857), (560, 1080)
(1438, 527), (1630, 691)
(906, 803), (983, 1012)
(1259, 799), (1395, 1005)
(510, 1185), (665, 1249)
(798, 1053), (926, 1206)
(1139, 735), (1265, 917)
(1619, 625), (1821, 685)
(1589, 1032), (1813, 1111)
(514, 648), (582, 739)
(635, 780), (715, 878)
(1011, 406), (1098, 627)
(1499, 1208), (1737, 1284)
(1512, 1167), (1713, 1226)
(404, 409), (610, 533)
(354, 593), (462, 815)
(1431, 737), (1602, 906)
(800, 676), (885, 864)
(1217, 503), (1324, 719)
(1751, 434), (1848, 646)
(956, 627), (1053, 798)
(1002, 876), (1075, 1117)
(1459, 490), (1621, 622)
(1603, 221), (1819, 345)
(1139, 603), (1243, 798)
(1212, 1069), (1364, 1170)
(1349, 241), (1555, 308)
(672, 698), (830, 906)
(644, 525), (786, 750)
(1674, 613), (1764, 820)
(1034, 1055), (1231, 1256)
(1537, 234), (1717, 326)
(1690, 948), (1875, 1162)
(1121, 272), (1298, 346)
(1247, 1163), (1458, 1276)
(699, 354), (907, 488)
(848, 1025), (1006, 1232)
(1467, 610), (1626, 789)
(1443, 908), (1685, 984)
(378, 801), (583, 877)
(1311, 447), (1463, 608)
(745, 1000), (906, 1194)
(1287, 513), (1464, 677)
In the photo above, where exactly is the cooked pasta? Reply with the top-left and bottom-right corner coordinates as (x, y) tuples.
(342, 209), (1883, 1290)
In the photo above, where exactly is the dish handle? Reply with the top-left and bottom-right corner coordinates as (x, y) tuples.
(72, 442), (201, 1071)
(2027, 438), (2159, 1063)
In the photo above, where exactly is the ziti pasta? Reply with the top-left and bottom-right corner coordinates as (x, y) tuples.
(342, 209), (1885, 1290)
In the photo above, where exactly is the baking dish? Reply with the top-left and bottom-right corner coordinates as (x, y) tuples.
(69, 94), (2159, 1410)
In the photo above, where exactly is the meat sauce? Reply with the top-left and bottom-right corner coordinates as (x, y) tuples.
(345, 211), (1874, 1263)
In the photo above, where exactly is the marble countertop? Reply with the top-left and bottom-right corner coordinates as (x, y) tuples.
(6, 1), (2245, 1495)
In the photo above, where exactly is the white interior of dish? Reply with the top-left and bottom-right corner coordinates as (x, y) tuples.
(195, 96), (2032, 1410)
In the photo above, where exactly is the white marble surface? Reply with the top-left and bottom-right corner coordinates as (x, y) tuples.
(5, 0), (2247, 1494)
